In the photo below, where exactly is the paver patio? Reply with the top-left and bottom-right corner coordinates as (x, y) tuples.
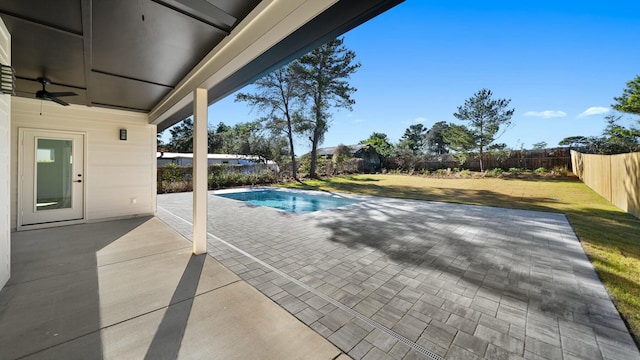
(157, 188), (640, 360)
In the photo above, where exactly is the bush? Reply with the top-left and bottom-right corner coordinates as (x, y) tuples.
(534, 167), (548, 174)
(434, 168), (448, 177)
(158, 163), (192, 193)
(485, 168), (504, 177)
(508, 167), (523, 174)
(158, 164), (276, 193)
(551, 166), (568, 177)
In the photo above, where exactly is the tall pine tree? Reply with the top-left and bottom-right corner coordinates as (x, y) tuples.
(453, 89), (514, 171)
(236, 66), (303, 180)
(291, 37), (360, 178)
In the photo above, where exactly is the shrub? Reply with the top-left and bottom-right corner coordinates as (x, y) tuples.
(158, 164), (276, 193)
(508, 167), (523, 174)
(534, 167), (548, 174)
(485, 168), (504, 177)
(158, 164), (192, 193)
(551, 166), (568, 177)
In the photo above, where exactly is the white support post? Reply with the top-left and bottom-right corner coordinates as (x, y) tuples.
(192, 88), (208, 255)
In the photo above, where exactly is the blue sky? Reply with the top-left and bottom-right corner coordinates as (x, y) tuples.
(162, 0), (640, 153)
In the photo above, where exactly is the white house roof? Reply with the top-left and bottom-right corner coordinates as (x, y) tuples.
(157, 152), (262, 161)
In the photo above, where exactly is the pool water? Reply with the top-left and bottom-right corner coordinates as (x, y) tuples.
(216, 190), (359, 213)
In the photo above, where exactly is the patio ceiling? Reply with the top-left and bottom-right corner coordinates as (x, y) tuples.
(0, 0), (404, 131)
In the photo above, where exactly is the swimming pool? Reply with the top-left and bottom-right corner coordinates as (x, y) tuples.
(216, 189), (360, 213)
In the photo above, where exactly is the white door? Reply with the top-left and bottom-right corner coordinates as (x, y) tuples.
(19, 129), (85, 226)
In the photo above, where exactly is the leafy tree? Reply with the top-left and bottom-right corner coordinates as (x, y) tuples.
(612, 75), (640, 115)
(359, 132), (394, 162)
(236, 66), (303, 180)
(167, 118), (194, 153)
(532, 141), (548, 150)
(157, 132), (166, 150)
(453, 89), (515, 171)
(559, 136), (589, 148)
(392, 140), (418, 171)
(443, 124), (475, 163)
(291, 37), (360, 178)
(601, 114), (640, 153)
(332, 144), (353, 172)
(400, 123), (428, 154)
(425, 121), (450, 155)
(487, 143), (508, 151)
(208, 122), (231, 153)
(559, 114), (639, 154)
(559, 135), (604, 153)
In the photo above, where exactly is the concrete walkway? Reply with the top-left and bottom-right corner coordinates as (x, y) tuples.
(157, 188), (640, 360)
(0, 216), (344, 360)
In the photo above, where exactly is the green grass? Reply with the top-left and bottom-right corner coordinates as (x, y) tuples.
(282, 174), (640, 343)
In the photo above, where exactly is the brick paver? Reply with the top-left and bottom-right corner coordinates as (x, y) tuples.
(157, 189), (639, 360)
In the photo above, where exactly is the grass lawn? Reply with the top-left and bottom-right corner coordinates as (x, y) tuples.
(282, 173), (640, 344)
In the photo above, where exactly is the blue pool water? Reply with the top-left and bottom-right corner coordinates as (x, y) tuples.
(217, 190), (359, 213)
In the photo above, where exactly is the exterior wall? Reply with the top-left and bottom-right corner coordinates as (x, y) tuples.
(0, 18), (10, 288)
(11, 97), (156, 230)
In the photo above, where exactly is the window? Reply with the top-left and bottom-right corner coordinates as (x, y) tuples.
(37, 148), (55, 163)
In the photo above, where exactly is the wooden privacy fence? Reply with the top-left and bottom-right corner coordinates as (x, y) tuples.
(571, 150), (640, 219)
(464, 148), (571, 172)
(383, 148), (572, 172)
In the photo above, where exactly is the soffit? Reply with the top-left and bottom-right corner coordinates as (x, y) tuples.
(0, 0), (404, 126)
(0, 0), (260, 112)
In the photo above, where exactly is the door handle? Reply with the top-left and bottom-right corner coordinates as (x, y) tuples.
(73, 180), (82, 183)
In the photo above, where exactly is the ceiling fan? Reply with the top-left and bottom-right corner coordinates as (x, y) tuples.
(35, 77), (77, 106)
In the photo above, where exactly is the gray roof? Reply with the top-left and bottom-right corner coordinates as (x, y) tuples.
(316, 144), (367, 156)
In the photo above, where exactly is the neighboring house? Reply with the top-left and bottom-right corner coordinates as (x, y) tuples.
(157, 152), (269, 166)
(317, 144), (366, 158)
(0, 0), (403, 293)
(157, 152), (279, 174)
(316, 144), (382, 170)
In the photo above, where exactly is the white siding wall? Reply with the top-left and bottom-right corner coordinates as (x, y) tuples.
(0, 19), (10, 288)
(11, 97), (157, 230)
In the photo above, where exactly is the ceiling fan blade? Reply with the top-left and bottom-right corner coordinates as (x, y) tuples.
(47, 91), (77, 97)
(45, 95), (70, 106)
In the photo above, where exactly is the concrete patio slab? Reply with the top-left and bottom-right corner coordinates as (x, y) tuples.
(0, 216), (345, 360)
(157, 188), (640, 360)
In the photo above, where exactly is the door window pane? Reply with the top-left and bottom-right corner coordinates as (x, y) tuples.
(36, 138), (73, 211)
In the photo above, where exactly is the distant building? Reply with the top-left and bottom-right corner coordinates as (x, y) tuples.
(315, 144), (381, 171)
(157, 152), (277, 169)
(316, 144), (362, 158)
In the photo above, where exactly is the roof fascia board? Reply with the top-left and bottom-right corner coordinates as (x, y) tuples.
(148, 0), (337, 125)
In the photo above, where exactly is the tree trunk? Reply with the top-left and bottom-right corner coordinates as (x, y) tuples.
(284, 113), (298, 181)
(309, 95), (323, 179)
(309, 128), (320, 178)
(479, 147), (484, 172)
(288, 137), (298, 181)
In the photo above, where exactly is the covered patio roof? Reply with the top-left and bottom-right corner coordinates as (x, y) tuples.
(0, 0), (404, 131)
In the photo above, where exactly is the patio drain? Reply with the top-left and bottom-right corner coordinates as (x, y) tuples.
(158, 207), (445, 360)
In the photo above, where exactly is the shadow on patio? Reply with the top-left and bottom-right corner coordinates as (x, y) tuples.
(0, 217), (343, 360)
